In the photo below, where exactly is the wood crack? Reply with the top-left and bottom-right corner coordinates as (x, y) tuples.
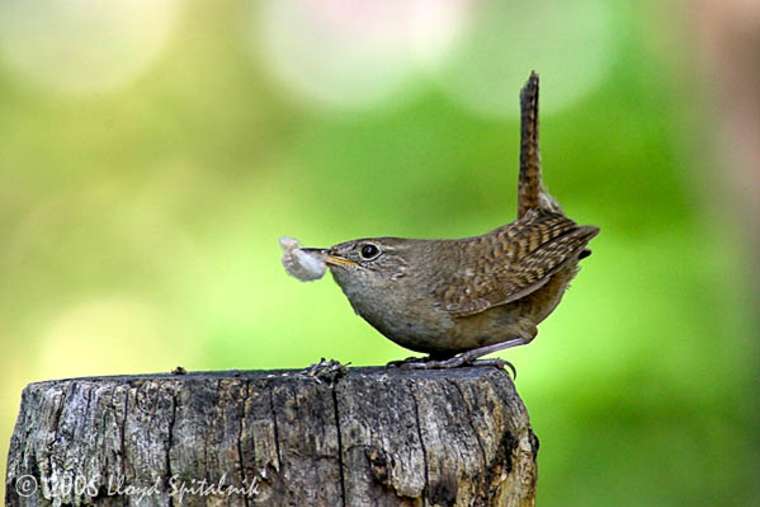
(409, 381), (429, 506)
(237, 380), (251, 507)
(268, 388), (282, 471)
(166, 386), (177, 507)
(330, 380), (347, 507)
(448, 379), (487, 467)
(44, 385), (67, 498)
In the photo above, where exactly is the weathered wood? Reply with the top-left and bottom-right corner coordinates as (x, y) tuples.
(5, 366), (538, 506)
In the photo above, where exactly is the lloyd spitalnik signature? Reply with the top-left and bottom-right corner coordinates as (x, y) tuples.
(15, 472), (261, 503)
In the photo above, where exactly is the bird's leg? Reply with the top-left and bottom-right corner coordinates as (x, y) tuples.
(394, 338), (528, 376)
(385, 351), (473, 368)
(386, 355), (431, 368)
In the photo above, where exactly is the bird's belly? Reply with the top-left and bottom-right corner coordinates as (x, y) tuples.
(356, 301), (457, 355)
(355, 299), (524, 356)
(350, 263), (579, 356)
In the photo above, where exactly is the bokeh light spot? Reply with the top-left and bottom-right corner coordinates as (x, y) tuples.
(439, 0), (617, 117)
(0, 0), (180, 96)
(253, 0), (470, 111)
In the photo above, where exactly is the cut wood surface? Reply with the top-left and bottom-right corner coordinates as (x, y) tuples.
(6, 365), (538, 506)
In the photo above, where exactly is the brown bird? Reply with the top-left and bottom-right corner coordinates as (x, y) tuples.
(306, 72), (599, 369)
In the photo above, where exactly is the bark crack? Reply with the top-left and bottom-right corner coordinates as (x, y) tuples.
(268, 388), (282, 470)
(84, 385), (93, 424)
(448, 380), (487, 467)
(45, 386), (67, 497)
(115, 386), (128, 483)
(237, 380), (251, 507)
(330, 381), (347, 507)
(166, 387), (177, 507)
(409, 382), (429, 506)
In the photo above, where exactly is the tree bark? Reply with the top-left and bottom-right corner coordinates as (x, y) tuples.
(5, 366), (538, 506)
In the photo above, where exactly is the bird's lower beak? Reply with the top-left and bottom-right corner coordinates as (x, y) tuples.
(300, 248), (356, 267)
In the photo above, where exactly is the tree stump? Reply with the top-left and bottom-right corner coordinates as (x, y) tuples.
(5, 366), (538, 506)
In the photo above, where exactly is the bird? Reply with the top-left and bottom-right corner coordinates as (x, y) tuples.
(304, 72), (599, 369)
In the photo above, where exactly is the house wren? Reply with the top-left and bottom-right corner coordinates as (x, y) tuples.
(301, 72), (599, 369)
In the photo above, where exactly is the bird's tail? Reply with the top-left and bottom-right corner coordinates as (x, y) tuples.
(518, 71), (562, 218)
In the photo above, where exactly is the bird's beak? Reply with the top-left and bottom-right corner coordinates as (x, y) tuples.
(300, 248), (357, 267)
(324, 255), (357, 267)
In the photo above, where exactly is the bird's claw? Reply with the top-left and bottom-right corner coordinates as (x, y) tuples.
(386, 353), (517, 378)
(473, 358), (517, 378)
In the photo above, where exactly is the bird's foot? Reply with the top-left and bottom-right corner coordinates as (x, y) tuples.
(387, 353), (516, 377)
(386, 355), (430, 368)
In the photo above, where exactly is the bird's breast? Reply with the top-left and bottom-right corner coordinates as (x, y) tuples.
(337, 276), (456, 352)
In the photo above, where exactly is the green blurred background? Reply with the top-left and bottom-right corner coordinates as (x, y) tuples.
(1, 1), (758, 505)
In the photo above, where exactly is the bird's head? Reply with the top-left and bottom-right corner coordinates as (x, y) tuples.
(303, 237), (415, 294)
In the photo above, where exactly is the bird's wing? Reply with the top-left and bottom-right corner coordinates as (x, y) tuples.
(436, 210), (598, 318)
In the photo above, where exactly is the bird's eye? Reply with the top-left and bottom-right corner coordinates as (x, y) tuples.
(359, 243), (380, 260)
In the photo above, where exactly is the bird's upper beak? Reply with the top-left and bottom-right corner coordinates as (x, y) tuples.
(300, 248), (357, 267)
